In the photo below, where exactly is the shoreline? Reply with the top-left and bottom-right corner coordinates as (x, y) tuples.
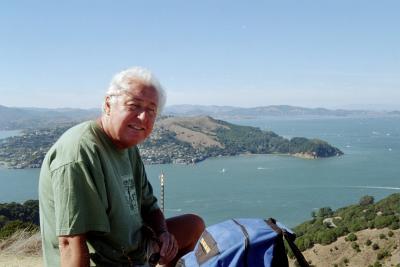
(0, 151), (341, 170)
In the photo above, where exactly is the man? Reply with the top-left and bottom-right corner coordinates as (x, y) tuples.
(39, 67), (205, 267)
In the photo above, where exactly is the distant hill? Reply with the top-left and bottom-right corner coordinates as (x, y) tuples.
(165, 104), (400, 119)
(1, 104), (399, 130)
(0, 105), (100, 130)
(0, 116), (342, 168)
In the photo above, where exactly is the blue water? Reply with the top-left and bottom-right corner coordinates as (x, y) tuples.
(0, 117), (399, 227)
(0, 130), (21, 140)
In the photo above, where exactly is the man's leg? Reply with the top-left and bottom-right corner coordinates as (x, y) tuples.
(165, 214), (205, 267)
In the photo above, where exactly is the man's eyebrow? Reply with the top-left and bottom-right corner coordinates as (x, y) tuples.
(124, 98), (157, 108)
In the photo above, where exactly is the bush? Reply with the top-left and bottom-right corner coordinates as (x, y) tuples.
(389, 221), (400, 230)
(316, 229), (337, 245)
(372, 243), (379, 250)
(365, 239), (372, 246)
(317, 207), (333, 218)
(359, 195), (374, 206)
(376, 250), (391, 260)
(375, 215), (398, 229)
(379, 233), (386, 239)
(346, 233), (357, 242)
(351, 242), (360, 252)
(373, 261), (382, 267)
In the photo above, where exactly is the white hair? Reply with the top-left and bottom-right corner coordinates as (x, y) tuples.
(103, 67), (167, 114)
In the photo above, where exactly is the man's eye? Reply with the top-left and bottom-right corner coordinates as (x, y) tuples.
(126, 104), (139, 110)
(147, 108), (156, 114)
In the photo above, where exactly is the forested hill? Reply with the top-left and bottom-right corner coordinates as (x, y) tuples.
(0, 116), (342, 168)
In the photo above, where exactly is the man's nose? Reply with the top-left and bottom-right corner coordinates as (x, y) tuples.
(137, 110), (149, 122)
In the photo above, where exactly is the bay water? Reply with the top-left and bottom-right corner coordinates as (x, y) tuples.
(0, 117), (399, 227)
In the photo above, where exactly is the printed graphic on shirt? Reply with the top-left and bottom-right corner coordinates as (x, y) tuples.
(122, 175), (139, 216)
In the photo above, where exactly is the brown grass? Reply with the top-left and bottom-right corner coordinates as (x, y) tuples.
(0, 230), (42, 267)
(289, 228), (400, 267)
(0, 230), (41, 256)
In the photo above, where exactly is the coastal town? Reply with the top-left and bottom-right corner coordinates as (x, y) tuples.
(0, 116), (343, 169)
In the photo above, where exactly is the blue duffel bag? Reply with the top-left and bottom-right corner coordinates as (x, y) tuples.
(176, 218), (309, 267)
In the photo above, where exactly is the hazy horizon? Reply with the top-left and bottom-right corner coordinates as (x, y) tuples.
(1, 1), (399, 110)
(1, 103), (399, 112)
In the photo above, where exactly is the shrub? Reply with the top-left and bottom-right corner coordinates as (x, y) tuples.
(376, 250), (391, 260)
(359, 195), (374, 206)
(387, 230), (394, 237)
(365, 239), (372, 246)
(372, 243), (379, 250)
(379, 233), (386, 239)
(317, 207), (333, 218)
(346, 233), (357, 242)
(375, 215), (398, 229)
(316, 229), (337, 245)
(389, 221), (399, 230)
(351, 242), (360, 252)
(373, 261), (382, 267)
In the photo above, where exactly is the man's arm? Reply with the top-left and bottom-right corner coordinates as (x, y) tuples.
(58, 234), (90, 267)
(143, 208), (178, 265)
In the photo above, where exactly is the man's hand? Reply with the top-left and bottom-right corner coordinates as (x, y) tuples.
(158, 231), (178, 265)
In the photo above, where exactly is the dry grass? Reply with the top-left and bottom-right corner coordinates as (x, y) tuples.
(157, 116), (227, 148)
(289, 228), (400, 267)
(0, 230), (42, 267)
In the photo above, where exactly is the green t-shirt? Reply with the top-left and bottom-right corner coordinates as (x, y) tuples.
(39, 120), (159, 266)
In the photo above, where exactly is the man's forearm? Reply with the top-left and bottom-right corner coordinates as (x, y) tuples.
(59, 234), (90, 267)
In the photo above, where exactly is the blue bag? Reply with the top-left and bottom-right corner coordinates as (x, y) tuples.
(176, 218), (309, 267)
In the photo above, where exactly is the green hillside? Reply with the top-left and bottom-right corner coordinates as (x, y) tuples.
(293, 193), (400, 251)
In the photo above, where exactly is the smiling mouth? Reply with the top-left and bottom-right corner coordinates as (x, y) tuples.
(128, 125), (145, 131)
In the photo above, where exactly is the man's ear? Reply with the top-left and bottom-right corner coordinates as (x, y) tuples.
(104, 96), (112, 116)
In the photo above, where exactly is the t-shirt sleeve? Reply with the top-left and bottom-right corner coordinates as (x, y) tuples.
(51, 161), (110, 236)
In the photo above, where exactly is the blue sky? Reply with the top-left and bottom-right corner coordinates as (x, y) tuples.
(1, 0), (399, 110)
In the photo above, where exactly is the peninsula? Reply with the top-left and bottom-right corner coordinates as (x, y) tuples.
(0, 116), (343, 169)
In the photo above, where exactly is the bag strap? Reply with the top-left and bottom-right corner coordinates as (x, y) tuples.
(266, 218), (310, 267)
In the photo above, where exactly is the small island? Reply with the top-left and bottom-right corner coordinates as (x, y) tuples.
(0, 116), (343, 169)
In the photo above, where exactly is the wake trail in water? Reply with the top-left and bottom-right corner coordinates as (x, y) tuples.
(347, 186), (400, 190)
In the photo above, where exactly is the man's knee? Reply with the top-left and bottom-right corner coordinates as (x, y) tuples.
(190, 214), (205, 236)
(166, 213), (205, 241)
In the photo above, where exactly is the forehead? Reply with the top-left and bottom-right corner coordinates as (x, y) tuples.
(124, 81), (159, 106)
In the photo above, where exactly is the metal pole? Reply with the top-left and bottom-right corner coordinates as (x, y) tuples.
(159, 171), (165, 213)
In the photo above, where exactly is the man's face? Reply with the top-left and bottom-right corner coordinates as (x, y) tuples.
(105, 81), (159, 149)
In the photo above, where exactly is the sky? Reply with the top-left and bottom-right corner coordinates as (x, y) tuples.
(1, 0), (399, 110)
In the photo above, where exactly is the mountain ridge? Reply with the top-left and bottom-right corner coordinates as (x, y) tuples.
(1, 104), (399, 130)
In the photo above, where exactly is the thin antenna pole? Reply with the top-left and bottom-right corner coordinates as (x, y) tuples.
(159, 171), (165, 213)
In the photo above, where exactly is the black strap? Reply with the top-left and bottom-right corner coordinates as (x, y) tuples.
(266, 218), (310, 267)
(232, 219), (249, 267)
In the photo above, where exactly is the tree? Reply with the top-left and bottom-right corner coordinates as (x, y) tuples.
(359, 195), (374, 206)
(317, 207), (333, 218)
